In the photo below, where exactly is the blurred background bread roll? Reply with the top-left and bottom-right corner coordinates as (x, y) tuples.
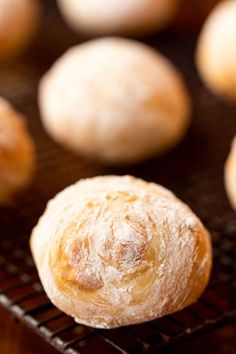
(0, 98), (35, 204)
(0, 0), (41, 59)
(57, 0), (180, 36)
(39, 37), (191, 165)
(196, 0), (236, 102)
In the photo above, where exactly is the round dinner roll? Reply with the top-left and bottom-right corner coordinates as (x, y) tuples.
(30, 175), (212, 329)
(0, 0), (41, 59)
(196, 0), (236, 102)
(57, 0), (180, 36)
(225, 137), (236, 210)
(39, 38), (191, 165)
(0, 98), (35, 204)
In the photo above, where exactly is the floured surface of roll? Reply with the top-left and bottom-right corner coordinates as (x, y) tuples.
(31, 175), (212, 328)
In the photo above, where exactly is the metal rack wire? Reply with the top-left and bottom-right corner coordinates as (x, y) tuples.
(0, 2), (236, 353)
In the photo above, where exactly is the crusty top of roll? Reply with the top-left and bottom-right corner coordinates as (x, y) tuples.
(31, 175), (212, 328)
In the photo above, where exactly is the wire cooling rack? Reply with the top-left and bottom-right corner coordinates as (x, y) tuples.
(0, 1), (236, 353)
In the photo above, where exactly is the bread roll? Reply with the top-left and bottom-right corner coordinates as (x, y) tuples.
(30, 175), (212, 329)
(0, 98), (35, 204)
(0, 0), (41, 59)
(57, 0), (180, 36)
(225, 137), (236, 210)
(39, 38), (191, 165)
(196, 0), (236, 102)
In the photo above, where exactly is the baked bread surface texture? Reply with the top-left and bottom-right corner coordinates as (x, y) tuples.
(39, 37), (191, 165)
(31, 175), (212, 329)
(0, 98), (34, 204)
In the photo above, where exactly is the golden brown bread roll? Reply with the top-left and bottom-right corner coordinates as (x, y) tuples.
(57, 0), (180, 36)
(0, 98), (35, 204)
(30, 175), (212, 329)
(196, 0), (236, 102)
(225, 137), (236, 210)
(39, 37), (191, 165)
(0, 0), (41, 60)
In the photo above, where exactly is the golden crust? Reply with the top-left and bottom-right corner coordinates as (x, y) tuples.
(30, 175), (212, 328)
(0, 98), (35, 204)
(57, 0), (180, 36)
(39, 37), (191, 165)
